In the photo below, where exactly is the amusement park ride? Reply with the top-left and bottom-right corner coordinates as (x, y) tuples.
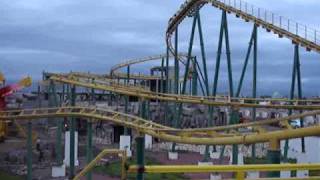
(2, 0), (320, 180)
(0, 73), (32, 140)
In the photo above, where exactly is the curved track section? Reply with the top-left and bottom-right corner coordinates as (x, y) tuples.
(166, 0), (320, 58)
(110, 53), (188, 80)
(1, 106), (320, 145)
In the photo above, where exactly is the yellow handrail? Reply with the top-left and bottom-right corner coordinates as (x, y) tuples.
(73, 149), (127, 180)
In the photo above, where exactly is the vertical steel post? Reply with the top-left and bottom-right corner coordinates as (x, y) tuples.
(37, 84), (41, 108)
(171, 26), (179, 152)
(197, 10), (209, 95)
(69, 85), (76, 178)
(174, 27), (179, 96)
(284, 44), (303, 160)
(27, 120), (32, 180)
(236, 26), (256, 97)
(124, 65), (130, 135)
(137, 98), (146, 180)
(224, 11), (234, 97)
(223, 10), (238, 165)
(197, 9), (214, 161)
(86, 80), (95, 180)
(49, 80), (62, 165)
(165, 47), (170, 125)
(192, 57), (198, 95)
(252, 24), (258, 161)
(136, 136), (145, 180)
(214, 11), (226, 162)
(267, 139), (281, 177)
(212, 11), (224, 97)
(86, 119), (92, 180)
(161, 58), (165, 93)
(295, 45), (305, 153)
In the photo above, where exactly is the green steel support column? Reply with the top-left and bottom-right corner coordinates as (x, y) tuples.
(223, 11), (234, 97)
(37, 84), (41, 108)
(136, 136), (145, 180)
(61, 84), (65, 106)
(124, 65), (130, 135)
(196, 9), (212, 161)
(212, 11), (224, 97)
(137, 98), (146, 180)
(49, 80), (62, 165)
(27, 120), (32, 180)
(171, 26), (179, 152)
(86, 119), (92, 180)
(196, 10), (209, 95)
(192, 58), (198, 95)
(284, 45), (298, 161)
(295, 45), (305, 153)
(267, 150), (281, 177)
(236, 26), (256, 97)
(86, 80), (95, 180)
(252, 24), (258, 161)
(69, 85), (76, 179)
(223, 10), (237, 165)
(230, 110), (239, 165)
(267, 140), (281, 177)
(161, 58), (165, 93)
(214, 11), (225, 161)
(181, 13), (197, 95)
(165, 47), (170, 125)
(174, 27), (179, 95)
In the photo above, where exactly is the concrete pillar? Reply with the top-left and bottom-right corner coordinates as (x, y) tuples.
(63, 131), (79, 166)
(168, 151), (178, 160)
(145, 135), (152, 150)
(120, 135), (132, 157)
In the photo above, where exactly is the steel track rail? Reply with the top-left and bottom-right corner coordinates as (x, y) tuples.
(50, 75), (320, 110)
(1, 106), (320, 145)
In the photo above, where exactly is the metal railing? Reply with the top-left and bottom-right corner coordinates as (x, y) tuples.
(217, 0), (320, 44)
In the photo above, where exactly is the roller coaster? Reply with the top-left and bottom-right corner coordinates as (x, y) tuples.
(2, 0), (320, 180)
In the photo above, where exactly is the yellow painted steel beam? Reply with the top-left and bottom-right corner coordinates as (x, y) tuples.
(127, 163), (320, 173)
(73, 149), (127, 180)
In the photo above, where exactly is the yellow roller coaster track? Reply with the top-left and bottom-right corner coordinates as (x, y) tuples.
(48, 74), (320, 110)
(109, 53), (189, 80)
(166, 0), (320, 60)
(1, 106), (320, 146)
(44, 71), (320, 103)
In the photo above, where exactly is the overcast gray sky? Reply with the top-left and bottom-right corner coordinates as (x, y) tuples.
(1, 0), (320, 96)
